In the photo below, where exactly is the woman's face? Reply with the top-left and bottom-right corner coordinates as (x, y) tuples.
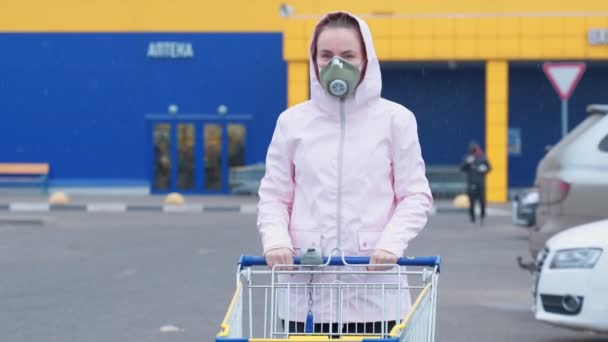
(316, 27), (364, 70)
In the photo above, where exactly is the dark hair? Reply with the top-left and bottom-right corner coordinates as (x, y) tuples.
(320, 12), (360, 31)
(469, 141), (482, 155)
(311, 12), (368, 80)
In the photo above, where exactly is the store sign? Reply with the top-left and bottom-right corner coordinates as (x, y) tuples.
(508, 128), (522, 156)
(147, 41), (194, 59)
(588, 29), (608, 45)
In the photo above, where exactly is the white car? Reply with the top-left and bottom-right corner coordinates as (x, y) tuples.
(529, 104), (608, 260)
(533, 219), (608, 333)
(512, 188), (539, 227)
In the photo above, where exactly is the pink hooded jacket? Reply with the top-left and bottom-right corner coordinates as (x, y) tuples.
(257, 12), (433, 323)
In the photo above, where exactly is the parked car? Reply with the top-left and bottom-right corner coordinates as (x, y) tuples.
(229, 163), (265, 195)
(524, 104), (608, 265)
(512, 187), (539, 227)
(533, 219), (608, 333)
(426, 165), (466, 199)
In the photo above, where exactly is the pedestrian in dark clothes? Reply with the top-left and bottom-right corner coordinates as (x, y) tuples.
(460, 141), (492, 225)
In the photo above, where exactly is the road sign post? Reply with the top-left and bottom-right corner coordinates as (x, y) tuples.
(561, 99), (568, 138)
(543, 63), (586, 138)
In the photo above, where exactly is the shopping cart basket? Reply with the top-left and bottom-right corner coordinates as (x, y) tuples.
(217, 252), (440, 342)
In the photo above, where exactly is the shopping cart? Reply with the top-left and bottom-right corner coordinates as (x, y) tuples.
(217, 251), (440, 342)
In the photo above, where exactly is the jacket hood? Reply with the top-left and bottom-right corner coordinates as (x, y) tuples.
(309, 12), (382, 113)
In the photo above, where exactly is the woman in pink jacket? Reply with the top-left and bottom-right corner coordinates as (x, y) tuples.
(257, 11), (433, 335)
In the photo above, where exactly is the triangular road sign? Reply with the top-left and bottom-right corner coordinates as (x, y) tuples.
(543, 63), (586, 100)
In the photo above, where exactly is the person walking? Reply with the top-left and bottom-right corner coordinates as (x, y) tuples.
(460, 141), (492, 225)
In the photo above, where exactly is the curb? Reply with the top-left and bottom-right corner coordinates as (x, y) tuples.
(0, 203), (492, 215)
(0, 217), (46, 225)
(0, 204), (512, 218)
(0, 202), (259, 214)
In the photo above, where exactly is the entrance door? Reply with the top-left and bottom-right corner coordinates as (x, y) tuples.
(151, 122), (172, 191)
(150, 121), (198, 193)
(202, 122), (224, 191)
(148, 116), (249, 194)
(176, 122), (197, 192)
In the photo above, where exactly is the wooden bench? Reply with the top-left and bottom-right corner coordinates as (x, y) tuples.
(0, 163), (50, 193)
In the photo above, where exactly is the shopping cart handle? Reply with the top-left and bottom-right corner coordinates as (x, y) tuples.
(239, 255), (441, 271)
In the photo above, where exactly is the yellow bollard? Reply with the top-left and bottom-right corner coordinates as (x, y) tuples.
(49, 192), (70, 205)
(452, 193), (470, 209)
(164, 192), (185, 205)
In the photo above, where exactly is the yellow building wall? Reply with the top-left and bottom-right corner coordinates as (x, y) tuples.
(283, 2), (608, 61)
(282, 0), (608, 202)
(288, 62), (310, 107)
(0, 0), (286, 32)
(485, 61), (509, 203)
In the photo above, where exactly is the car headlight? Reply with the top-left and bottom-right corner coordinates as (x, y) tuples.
(550, 248), (603, 269)
(522, 192), (539, 205)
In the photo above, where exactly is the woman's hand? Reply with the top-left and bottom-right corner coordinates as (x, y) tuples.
(368, 249), (398, 271)
(264, 247), (295, 269)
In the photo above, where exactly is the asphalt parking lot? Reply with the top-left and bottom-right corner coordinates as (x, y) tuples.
(1, 207), (607, 342)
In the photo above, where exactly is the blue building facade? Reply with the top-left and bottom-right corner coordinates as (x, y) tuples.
(0, 33), (286, 193)
(1, 33), (606, 193)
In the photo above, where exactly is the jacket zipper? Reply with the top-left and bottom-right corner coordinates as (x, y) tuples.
(336, 97), (346, 328)
(337, 98), (346, 250)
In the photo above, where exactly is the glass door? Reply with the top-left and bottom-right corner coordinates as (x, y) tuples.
(152, 123), (172, 191)
(148, 116), (250, 194)
(202, 121), (248, 193)
(176, 123), (196, 191)
(151, 121), (197, 193)
(202, 123), (224, 191)
(227, 122), (246, 169)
